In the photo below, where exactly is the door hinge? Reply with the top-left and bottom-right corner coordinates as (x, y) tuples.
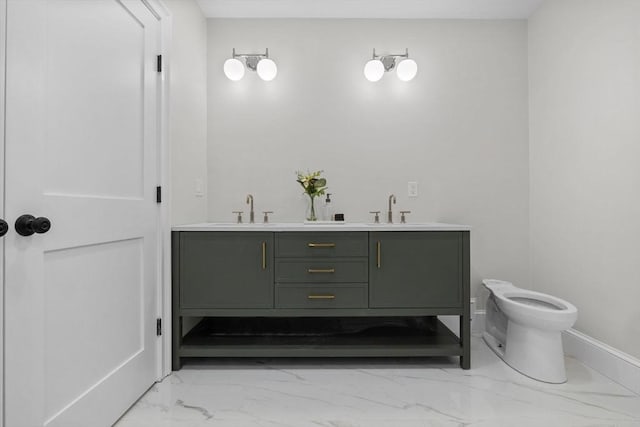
(156, 318), (162, 336)
(157, 55), (162, 73)
(156, 186), (162, 203)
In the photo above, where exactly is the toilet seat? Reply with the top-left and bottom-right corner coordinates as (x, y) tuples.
(483, 280), (573, 310)
(500, 289), (572, 311)
(508, 296), (563, 310)
(483, 279), (577, 331)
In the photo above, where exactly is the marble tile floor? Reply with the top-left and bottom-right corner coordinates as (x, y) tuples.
(115, 336), (640, 427)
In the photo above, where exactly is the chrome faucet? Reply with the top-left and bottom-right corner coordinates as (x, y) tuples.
(387, 194), (396, 223)
(246, 194), (255, 223)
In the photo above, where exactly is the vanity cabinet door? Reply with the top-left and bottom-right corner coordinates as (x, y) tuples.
(179, 232), (273, 309)
(369, 232), (462, 308)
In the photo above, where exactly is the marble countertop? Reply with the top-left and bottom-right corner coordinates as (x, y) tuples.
(172, 222), (471, 232)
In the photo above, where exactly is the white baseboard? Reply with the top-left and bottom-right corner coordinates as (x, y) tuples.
(562, 328), (640, 395)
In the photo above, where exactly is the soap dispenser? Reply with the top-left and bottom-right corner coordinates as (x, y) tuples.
(322, 193), (333, 221)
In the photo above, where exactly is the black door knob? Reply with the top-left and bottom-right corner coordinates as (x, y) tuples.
(0, 219), (8, 237)
(15, 214), (52, 236)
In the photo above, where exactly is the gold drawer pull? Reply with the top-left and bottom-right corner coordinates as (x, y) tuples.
(307, 294), (336, 300)
(308, 242), (336, 248)
(307, 268), (335, 274)
(261, 241), (266, 270)
(377, 241), (381, 268)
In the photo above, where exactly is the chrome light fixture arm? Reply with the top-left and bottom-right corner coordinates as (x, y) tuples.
(232, 48), (270, 71)
(371, 48), (410, 72)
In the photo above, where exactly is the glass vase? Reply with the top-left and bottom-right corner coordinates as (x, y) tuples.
(306, 195), (317, 221)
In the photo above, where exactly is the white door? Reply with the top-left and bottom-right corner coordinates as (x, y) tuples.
(4, 1), (161, 426)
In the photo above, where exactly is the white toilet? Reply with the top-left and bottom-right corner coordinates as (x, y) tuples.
(482, 279), (578, 383)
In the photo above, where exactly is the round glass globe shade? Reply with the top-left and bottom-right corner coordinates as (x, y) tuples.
(223, 58), (245, 81)
(396, 58), (418, 81)
(364, 59), (384, 82)
(257, 58), (277, 81)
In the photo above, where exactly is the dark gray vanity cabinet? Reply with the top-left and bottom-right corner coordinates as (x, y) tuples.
(369, 232), (463, 308)
(177, 232), (273, 309)
(172, 229), (470, 371)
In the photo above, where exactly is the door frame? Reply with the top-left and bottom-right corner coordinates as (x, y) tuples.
(140, 0), (173, 380)
(138, 0), (176, 380)
(0, 1), (7, 426)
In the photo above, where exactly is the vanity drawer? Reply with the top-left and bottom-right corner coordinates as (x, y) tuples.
(275, 285), (368, 309)
(275, 258), (368, 283)
(276, 232), (368, 258)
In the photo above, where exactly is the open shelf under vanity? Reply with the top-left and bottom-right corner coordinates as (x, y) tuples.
(178, 316), (463, 359)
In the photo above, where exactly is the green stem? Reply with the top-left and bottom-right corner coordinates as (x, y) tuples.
(307, 195), (317, 221)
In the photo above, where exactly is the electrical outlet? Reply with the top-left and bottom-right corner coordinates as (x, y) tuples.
(408, 181), (418, 197)
(195, 179), (204, 197)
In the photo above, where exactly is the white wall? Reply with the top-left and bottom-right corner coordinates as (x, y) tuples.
(207, 19), (530, 300)
(165, 0), (208, 225)
(529, 0), (640, 359)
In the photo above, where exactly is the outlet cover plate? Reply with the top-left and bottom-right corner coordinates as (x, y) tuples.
(408, 181), (418, 197)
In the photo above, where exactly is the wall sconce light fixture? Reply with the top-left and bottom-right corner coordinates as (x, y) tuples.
(223, 48), (277, 81)
(364, 48), (418, 82)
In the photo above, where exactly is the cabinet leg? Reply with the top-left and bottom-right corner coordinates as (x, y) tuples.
(460, 231), (471, 369)
(171, 232), (182, 371)
(172, 316), (183, 371)
(460, 355), (470, 370)
(460, 314), (470, 370)
(172, 357), (182, 371)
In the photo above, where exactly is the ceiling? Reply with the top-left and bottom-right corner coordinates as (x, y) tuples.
(196, 0), (545, 19)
